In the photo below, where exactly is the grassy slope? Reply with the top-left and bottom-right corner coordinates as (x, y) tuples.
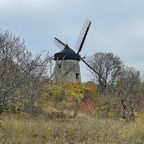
(0, 112), (144, 144)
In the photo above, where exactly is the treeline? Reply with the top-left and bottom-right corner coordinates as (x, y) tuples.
(0, 30), (51, 114)
(85, 52), (144, 121)
(0, 30), (144, 121)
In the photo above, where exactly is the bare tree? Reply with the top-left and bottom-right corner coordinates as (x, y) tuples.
(114, 67), (142, 121)
(0, 30), (51, 114)
(85, 52), (124, 92)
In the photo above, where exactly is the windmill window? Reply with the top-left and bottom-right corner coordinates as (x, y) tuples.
(76, 73), (79, 79)
(58, 63), (61, 68)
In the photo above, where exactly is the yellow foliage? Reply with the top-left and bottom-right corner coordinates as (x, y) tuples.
(34, 102), (38, 108)
(37, 81), (97, 111)
(134, 112), (143, 124)
(108, 111), (114, 117)
(39, 82), (96, 102)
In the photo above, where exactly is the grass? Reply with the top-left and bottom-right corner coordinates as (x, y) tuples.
(1, 112), (144, 144)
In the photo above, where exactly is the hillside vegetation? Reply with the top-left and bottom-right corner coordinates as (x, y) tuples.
(0, 80), (144, 143)
(1, 30), (144, 144)
(1, 112), (144, 144)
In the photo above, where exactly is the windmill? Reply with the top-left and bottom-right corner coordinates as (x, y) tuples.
(51, 19), (92, 83)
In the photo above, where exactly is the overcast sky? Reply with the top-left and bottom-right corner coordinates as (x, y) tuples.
(0, 0), (144, 81)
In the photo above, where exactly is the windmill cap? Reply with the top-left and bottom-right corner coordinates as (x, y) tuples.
(54, 44), (80, 60)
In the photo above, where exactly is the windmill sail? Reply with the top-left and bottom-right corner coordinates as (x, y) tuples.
(75, 19), (91, 54)
(81, 58), (99, 75)
(54, 37), (66, 50)
(49, 56), (66, 81)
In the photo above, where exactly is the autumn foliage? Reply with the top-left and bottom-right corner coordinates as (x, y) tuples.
(79, 98), (95, 112)
(36, 81), (96, 114)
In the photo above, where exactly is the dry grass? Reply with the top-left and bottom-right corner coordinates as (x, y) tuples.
(0, 112), (144, 144)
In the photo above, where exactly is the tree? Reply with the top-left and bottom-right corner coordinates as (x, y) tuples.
(0, 30), (51, 114)
(114, 67), (142, 121)
(85, 52), (124, 92)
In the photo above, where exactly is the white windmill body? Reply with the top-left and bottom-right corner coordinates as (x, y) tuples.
(52, 19), (91, 83)
(53, 44), (81, 82)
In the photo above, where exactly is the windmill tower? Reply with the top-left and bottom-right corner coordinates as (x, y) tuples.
(52, 19), (91, 83)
